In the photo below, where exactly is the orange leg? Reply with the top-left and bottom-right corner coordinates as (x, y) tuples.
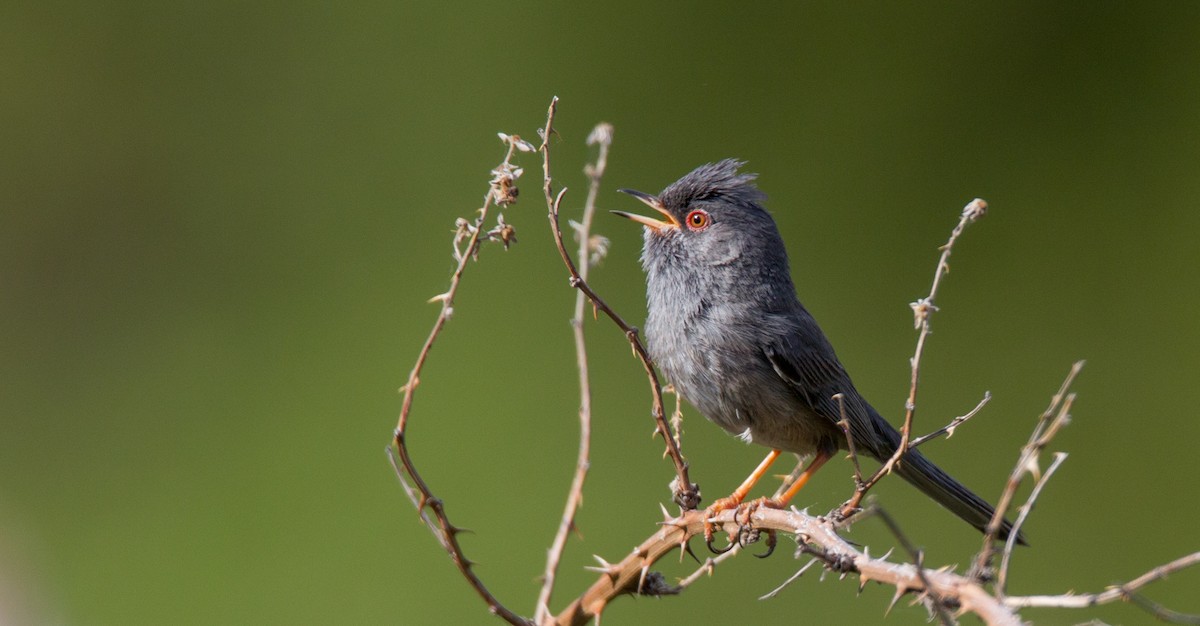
(773, 448), (833, 506)
(706, 449), (781, 515)
(703, 448), (834, 553)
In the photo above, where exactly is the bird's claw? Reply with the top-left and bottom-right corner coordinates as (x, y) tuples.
(705, 532), (736, 554)
(754, 529), (777, 558)
(702, 497), (782, 557)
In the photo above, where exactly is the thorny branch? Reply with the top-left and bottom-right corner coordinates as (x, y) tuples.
(534, 122), (614, 624)
(389, 133), (536, 626)
(554, 505), (1028, 626)
(872, 505), (954, 625)
(538, 97), (699, 511)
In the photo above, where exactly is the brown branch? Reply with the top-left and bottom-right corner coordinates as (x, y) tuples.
(534, 122), (613, 623)
(552, 507), (1025, 626)
(872, 506), (955, 625)
(842, 199), (988, 514)
(1004, 551), (1200, 620)
(537, 97), (699, 510)
(389, 135), (534, 626)
(554, 499), (1199, 625)
(909, 391), (991, 448)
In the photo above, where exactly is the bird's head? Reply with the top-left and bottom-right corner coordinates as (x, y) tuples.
(614, 159), (788, 284)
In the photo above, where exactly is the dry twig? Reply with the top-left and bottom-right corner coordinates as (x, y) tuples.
(1004, 551), (1200, 619)
(534, 122), (614, 624)
(971, 361), (1084, 581)
(842, 198), (988, 515)
(389, 134), (534, 626)
(537, 97), (699, 510)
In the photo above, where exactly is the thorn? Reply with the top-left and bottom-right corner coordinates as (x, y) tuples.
(681, 538), (702, 564)
(887, 586), (906, 615)
(446, 524), (472, 537)
(638, 563), (650, 593)
(584, 555), (620, 581)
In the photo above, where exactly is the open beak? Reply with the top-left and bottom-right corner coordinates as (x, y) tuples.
(612, 188), (678, 230)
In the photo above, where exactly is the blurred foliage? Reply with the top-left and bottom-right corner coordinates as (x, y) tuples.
(2, 1), (1198, 624)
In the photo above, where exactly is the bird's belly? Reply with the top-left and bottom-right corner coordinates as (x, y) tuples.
(647, 305), (841, 456)
(661, 351), (833, 456)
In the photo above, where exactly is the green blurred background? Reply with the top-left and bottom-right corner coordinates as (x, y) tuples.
(3, 2), (1198, 624)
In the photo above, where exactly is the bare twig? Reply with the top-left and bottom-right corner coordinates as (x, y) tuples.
(666, 385), (686, 452)
(972, 361), (1084, 581)
(1004, 551), (1200, 621)
(538, 97), (699, 510)
(833, 393), (865, 491)
(389, 134), (534, 626)
(678, 541), (741, 589)
(909, 391), (992, 448)
(842, 199), (988, 514)
(759, 558), (819, 600)
(995, 451), (1067, 595)
(534, 123), (613, 624)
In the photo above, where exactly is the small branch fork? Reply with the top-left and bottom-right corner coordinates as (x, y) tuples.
(971, 360), (1085, 582)
(538, 97), (699, 511)
(841, 199), (989, 515)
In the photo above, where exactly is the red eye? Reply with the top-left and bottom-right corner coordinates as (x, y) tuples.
(685, 209), (710, 230)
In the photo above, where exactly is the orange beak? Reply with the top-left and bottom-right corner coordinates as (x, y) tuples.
(613, 189), (678, 231)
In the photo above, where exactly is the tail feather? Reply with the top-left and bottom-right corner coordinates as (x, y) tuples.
(892, 447), (1027, 545)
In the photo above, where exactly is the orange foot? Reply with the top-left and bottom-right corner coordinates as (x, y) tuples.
(704, 496), (783, 557)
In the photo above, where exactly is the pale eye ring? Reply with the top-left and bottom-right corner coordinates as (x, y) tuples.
(685, 209), (710, 230)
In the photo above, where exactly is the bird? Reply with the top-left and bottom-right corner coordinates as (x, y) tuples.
(612, 159), (1022, 543)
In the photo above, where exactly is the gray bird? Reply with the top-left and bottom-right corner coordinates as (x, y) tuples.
(614, 159), (1021, 543)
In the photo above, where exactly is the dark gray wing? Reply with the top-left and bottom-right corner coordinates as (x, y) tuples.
(761, 319), (898, 460)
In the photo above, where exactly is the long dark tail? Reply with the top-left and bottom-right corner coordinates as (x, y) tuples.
(863, 408), (1025, 544)
(892, 447), (1026, 544)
